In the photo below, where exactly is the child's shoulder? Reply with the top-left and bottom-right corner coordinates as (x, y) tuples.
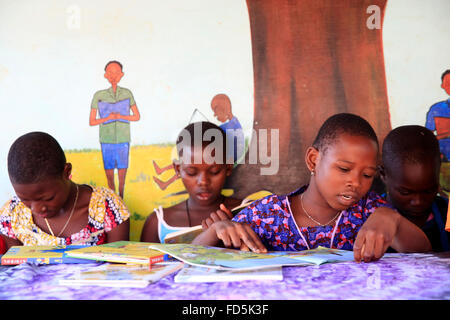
(155, 201), (186, 219)
(223, 197), (242, 209)
(434, 195), (448, 220)
(241, 193), (287, 213)
(90, 186), (121, 199)
(1, 196), (26, 216)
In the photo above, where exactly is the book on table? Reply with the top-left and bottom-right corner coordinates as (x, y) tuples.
(66, 241), (172, 265)
(59, 261), (184, 288)
(1, 245), (93, 265)
(174, 264), (283, 283)
(149, 243), (355, 270)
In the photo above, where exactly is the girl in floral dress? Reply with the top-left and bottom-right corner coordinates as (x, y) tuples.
(0, 131), (130, 250)
(193, 113), (431, 262)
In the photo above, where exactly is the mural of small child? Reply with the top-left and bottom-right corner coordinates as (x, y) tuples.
(211, 94), (245, 164)
(141, 121), (242, 243)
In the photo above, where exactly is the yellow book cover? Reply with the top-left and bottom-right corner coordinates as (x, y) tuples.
(59, 262), (184, 288)
(66, 241), (171, 265)
(1, 245), (92, 265)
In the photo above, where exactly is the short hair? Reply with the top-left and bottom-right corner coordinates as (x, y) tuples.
(176, 121), (228, 163)
(441, 70), (450, 82)
(104, 60), (123, 71)
(8, 132), (66, 184)
(382, 125), (440, 174)
(312, 113), (379, 154)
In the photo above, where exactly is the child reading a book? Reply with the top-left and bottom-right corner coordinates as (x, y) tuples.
(140, 121), (242, 243)
(193, 113), (432, 262)
(379, 125), (449, 252)
(0, 131), (130, 250)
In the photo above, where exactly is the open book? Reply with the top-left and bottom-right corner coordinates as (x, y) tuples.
(59, 262), (183, 288)
(98, 99), (130, 124)
(149, 243), (355, 271)
(164, 225), (203, 244)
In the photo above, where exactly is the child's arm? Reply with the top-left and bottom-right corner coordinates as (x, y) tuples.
(140, 212), (160, 243)
(353, 207), (431, 262)
(0, 234), (22, 253)
(192, 220), (267, 253)
(105, 219), (130, 243)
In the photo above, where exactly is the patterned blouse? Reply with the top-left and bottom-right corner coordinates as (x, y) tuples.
(232, 186), (391, 251)
(0, 186), (130, 246)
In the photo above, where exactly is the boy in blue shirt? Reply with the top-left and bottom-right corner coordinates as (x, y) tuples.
(379, 125), (449, 252)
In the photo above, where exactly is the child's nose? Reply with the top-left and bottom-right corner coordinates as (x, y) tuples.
(346, 172), (361, 188)
(197, 172), (210, 186)
(30, 202), (46, 214)
(410, 194), (424, 207)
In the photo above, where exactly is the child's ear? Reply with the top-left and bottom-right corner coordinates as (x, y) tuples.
(225, 164), (233, 176)
(63, 163), (72, 180)
(378, 164), (387, 182)
(305, 146), (319, 174)
(173, 160), (181, 177)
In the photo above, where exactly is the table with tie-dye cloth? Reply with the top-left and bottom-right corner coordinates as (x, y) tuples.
(0, 252), (448, 300)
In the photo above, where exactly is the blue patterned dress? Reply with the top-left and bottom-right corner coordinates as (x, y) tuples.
(232, 186), (391, 251)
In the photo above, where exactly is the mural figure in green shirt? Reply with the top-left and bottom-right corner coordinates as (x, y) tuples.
(89, 61), (141, 198)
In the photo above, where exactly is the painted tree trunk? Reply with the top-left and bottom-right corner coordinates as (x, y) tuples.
(227, 0), (392, 198)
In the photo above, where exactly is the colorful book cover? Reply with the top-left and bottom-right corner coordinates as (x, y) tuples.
(149, 243), (354, 270)
(174, 265), (283, 283)
(59, 262), (184, 288)
(66, 241), (171, 265)
(1, 245), (93, 265)
(164, 225), (203, 244)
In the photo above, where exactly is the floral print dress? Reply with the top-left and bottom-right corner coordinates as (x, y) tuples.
(232, 185), (391, 251)
(0, 186), (130, 246)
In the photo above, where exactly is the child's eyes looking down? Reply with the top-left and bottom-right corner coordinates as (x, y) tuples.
(183, 166), (223, 176)
(335, 165), (375, 179)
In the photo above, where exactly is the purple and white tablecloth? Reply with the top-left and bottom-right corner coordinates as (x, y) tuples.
(0, 252), (448, 300)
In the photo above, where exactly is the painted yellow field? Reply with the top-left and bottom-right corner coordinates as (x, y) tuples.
(66, 144), (188, 241)
(66, 145), (450, 241)
(65, 144), (271, 241)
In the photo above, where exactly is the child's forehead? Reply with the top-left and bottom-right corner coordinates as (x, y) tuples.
(12, 178), (62, 197)
(387, 158), (439, 178)
(179, 146), (226, 165)
(323, 134), (378, 154)
(321, 134), (378, 165)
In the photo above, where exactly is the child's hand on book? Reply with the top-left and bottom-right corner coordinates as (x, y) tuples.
(212, 220), (267, 253)
(201, 204), (234, 230)
(353, 207), (401, 263)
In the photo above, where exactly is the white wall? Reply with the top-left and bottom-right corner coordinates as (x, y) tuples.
(0, 0), (449, 200)
(0, 0), (254, 199)
(383, 0), (450, 127)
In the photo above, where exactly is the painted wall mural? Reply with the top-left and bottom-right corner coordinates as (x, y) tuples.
(0, 0), (449, 240)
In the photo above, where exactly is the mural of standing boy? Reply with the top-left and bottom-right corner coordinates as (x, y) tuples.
(211, 94), (244, 163)
(426, 69), (450, 162)
(89, 60), (141, 198)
